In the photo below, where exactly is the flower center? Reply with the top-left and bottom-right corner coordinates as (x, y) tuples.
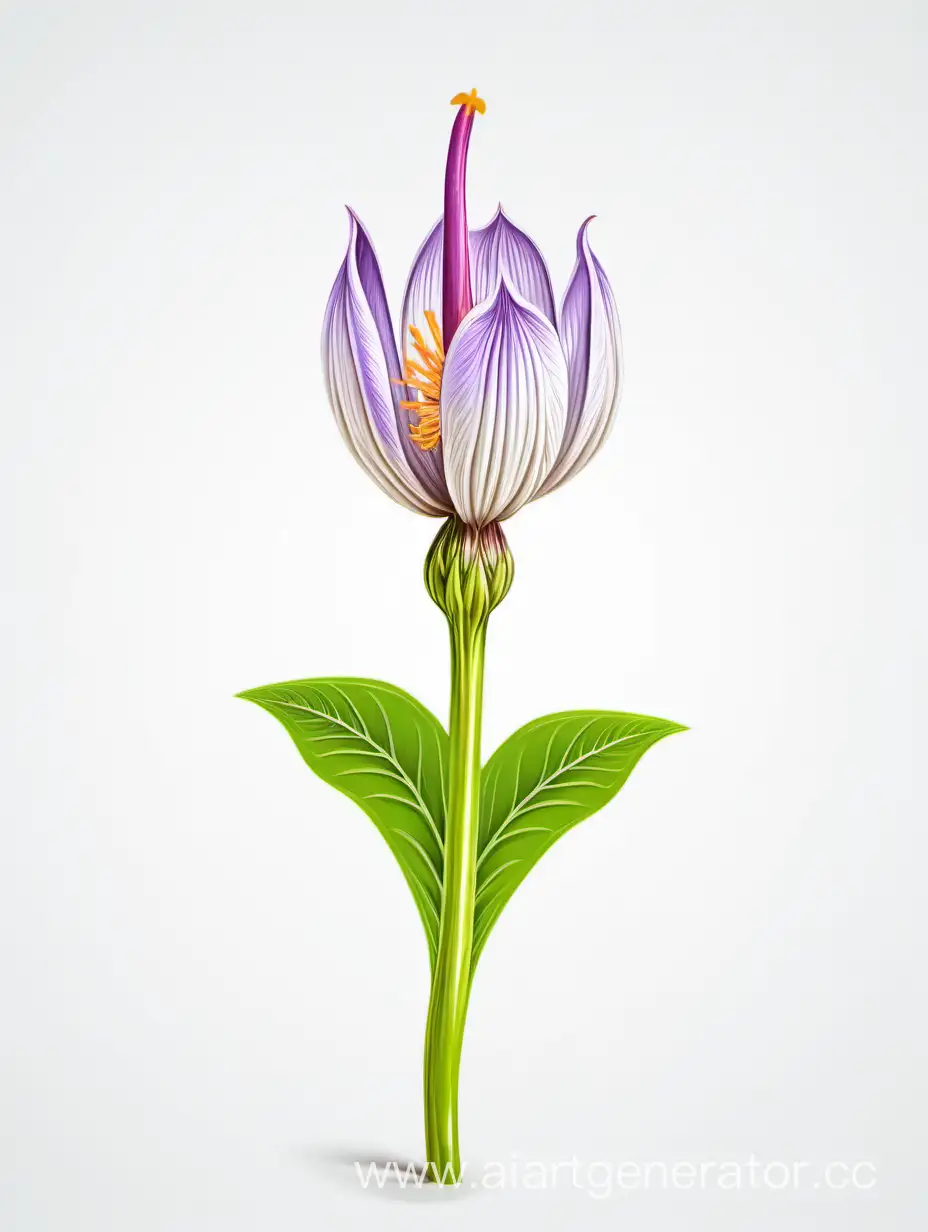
(399, 310), (444, 451)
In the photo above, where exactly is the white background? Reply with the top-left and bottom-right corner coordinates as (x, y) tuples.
(2, 1), (924, 1228)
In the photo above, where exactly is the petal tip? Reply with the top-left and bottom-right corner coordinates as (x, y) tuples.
(489, 270), (524, 311)
(577, 215), (597, 252)
(345, 206), (377, 244)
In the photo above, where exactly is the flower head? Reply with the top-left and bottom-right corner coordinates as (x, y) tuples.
(321, 91), (623, 528)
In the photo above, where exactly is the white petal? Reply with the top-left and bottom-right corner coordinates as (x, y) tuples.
(538, 220), (623, 495)
(470, 207), (557, 325)
(440, 280), (568, 526)
(401, 210), (557, 341)
(322, 214), (449, 516)
(401, 218), (444, 347)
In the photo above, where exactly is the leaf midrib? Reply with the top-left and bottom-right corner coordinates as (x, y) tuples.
(477, 725), (655, 871)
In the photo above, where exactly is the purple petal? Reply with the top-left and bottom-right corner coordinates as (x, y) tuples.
(401, 208), (557, 344)
(539, 219), (622, 495)
(470, 207), (557, 325)
(322, 212), (450, 515)
(440, 280), (567, 526)
(349, 208), (405, 388)
(401, 218), (444, 343)
(397, 219), (452, 502)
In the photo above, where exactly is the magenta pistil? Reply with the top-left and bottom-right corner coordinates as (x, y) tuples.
(442, 90), (485, 350)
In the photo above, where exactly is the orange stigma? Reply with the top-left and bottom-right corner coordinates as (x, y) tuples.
(396, 310), (445, 451)
(450, 88), (486, 116)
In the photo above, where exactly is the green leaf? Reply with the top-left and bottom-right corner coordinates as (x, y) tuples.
(474, 710), (686, 969)
(237, 678), (448, 969)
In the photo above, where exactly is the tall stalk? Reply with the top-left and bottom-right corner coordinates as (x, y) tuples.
(422, 516), (512, 1183)
(423, 606), (486, 1179)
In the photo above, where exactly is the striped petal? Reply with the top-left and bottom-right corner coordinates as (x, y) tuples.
(396, 219), (450, 501)
(440, 280), (568, 526)
(539, 219), (623, 495)
(470, 207), (556, 325)
(400, 208), (556, 345)
(401, 218), (444, 349)
(322, 212), (450, 515)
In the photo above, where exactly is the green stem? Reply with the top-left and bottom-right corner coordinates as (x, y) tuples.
(423, 605), (487, 1183)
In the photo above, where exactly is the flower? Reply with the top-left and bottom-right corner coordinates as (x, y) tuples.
(321, 89), (623, 529)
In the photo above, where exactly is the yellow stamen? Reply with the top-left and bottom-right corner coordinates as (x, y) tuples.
(408, 335), (441, 376)
(424, 309), (444, 356)
(450, 88), (486, 117)
(393, 309), (445, 451)
(403, 358), (434, 380)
